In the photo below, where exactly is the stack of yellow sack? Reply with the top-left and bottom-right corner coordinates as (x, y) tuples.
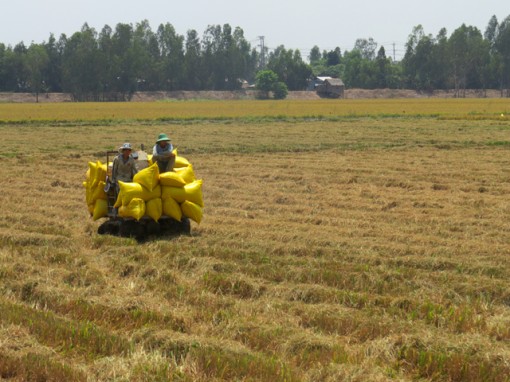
(87, 150), (204, 224)
(83, 161), (108, 220)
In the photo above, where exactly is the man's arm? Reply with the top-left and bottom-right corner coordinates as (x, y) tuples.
(152, 145), (172, 161)
(111, 157), (119, 183)
(132, 159), (139, 176)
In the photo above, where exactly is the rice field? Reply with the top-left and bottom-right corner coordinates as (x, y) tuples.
(0, 99), (509, 381)
(0, 98), (509, 122)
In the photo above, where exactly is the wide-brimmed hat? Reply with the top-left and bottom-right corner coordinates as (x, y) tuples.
(119, 142), (132, 151)
(156, 133), (171, 143)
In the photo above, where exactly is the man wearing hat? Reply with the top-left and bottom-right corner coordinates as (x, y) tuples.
(152, 133), (175, 173)
(111, 143), (139, 190)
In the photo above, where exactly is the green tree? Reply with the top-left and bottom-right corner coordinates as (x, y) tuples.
(353, 38), (377, 60)
(157, 22), (184, 90)
(494, 15), (510, 95)
(325, 47), (341, 66)
(62, 24), (103, 100)
(183, 29), (202, 90)
(342, 49), (363, 87)
(132, 20), (161, 91)
(267, 45), (311, 90)
(448, 24), (488, 96)
(255, 69), (278, 98)
(308, 45), (321, 64)
(43, 34), (63, 92)
(375, 46), (388, 88)
(10, 43), (29, 91)
(402, 25), (450, 91)
(112, 23), (138, 98)
(272, 81), (288, 99)
(25, 43), (49, 101)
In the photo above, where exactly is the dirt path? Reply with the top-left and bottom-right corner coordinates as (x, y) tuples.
(0, 89), (505, 103)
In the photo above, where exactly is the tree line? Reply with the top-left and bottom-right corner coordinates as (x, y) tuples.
(0, 15), (508, 101)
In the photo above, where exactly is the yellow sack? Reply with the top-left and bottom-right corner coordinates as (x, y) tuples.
(133, 162), (159, 192)
(118, 198), (146, 221)
(174, 164), (195, 184)
(162, 197), (182, 221)
(174, 155), (190, 168)
(159, 171), (186, 187)
(161, 180), (203, 207)
(137, 184), (161, 202)
(88, 203), (95, 215)
(181, 200), (203, 224)
(147, 154), (153, 165)
(91, 181), (107, 201)
(119, 181), (143, 205)
(118, 182), (162, 206)
(146, 198), (163, 221)
(88, 162), (98, 188)
(92, 199), (108, 221)
(95, 161), (107, 183)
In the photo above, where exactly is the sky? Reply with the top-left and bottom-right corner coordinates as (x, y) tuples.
(1, 0), (508, 60)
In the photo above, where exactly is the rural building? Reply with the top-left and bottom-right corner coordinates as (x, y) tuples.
(312, 76), (345, 98)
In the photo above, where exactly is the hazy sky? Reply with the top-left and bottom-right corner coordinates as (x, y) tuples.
(1, 0), (508, 60)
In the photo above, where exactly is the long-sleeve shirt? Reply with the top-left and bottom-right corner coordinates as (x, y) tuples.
(152, 143), (175, 173)
(111, 154), (138, 184)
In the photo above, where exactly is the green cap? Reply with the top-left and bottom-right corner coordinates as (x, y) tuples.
(156, 133), (171, 143)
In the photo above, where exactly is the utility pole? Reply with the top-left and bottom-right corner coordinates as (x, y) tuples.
(392, 42), (396, 61)
(258, 36), (265, 68)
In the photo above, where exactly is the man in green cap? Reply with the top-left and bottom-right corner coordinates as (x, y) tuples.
(152, 133), (175, 173)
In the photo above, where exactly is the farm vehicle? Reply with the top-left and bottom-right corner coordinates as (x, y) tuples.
(85, 146), (203, 241)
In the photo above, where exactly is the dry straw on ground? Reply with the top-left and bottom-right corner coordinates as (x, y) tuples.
(0, 100), (509, 381)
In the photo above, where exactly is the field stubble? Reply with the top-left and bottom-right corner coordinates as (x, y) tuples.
(0, 100), (510, 381)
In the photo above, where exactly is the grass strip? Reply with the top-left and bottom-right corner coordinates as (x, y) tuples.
(0, 350), (86, 382)
(0, 299), (133, 359)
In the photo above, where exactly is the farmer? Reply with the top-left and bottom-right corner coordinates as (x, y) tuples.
(152, 133), (175, 173)
(111, 143), (139, 190)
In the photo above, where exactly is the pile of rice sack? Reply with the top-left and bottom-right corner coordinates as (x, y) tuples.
(84, 151), (203, 224)
(84, 161), (108, 220)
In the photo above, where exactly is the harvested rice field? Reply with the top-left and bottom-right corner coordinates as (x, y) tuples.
(0, 99), (509, 381)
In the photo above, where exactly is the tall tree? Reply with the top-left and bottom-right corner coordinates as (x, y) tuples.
(25, 43), (49, 101)
(112, 23), (138, 98)
(62, 24), (103, 100)
(267, 46), (311, 90)
(133, 20), (161, 91)
(183, 29), (202, 90)
(11, 43), (29, 91)
(325, 47), (342, 66)
(353, 38), (377, 60)
(157, 23), (184, 90)
(448, 24), (488, 96)
(494, 15), (510, 94)
(375, 46), (388, 88)
(43, 34), (63, 92)
(309, 45), (321, 64)
(342, 49), (363, 88)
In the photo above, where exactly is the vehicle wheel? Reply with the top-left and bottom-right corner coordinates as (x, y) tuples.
(146, 220), (161, 236)
(98, 220), (120, 235)
(180, 217), (191, 235)
(119, 220), (137, 237)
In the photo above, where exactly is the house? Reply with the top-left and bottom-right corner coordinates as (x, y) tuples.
(313, 76), (345, 98)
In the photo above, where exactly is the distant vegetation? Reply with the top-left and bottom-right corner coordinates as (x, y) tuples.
(0, 15), (509, 101)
